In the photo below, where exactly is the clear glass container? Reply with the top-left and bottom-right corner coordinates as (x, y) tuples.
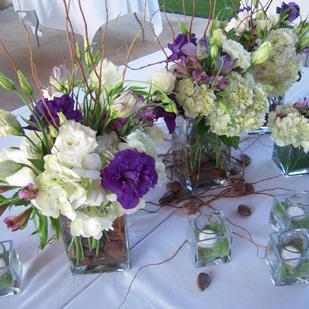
(272, 144), (309, 176)
(252, 95), (285, 134)
(265, 229), (309, 286)
(270, 191), (309, 232)
(0, 240), (22, 297)
(172, 117), (231, 192)
(187, 211), (232, 268)
(60, 216), (130, 274)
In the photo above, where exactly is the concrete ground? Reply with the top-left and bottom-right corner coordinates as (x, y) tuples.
(0, 7), (207, 111)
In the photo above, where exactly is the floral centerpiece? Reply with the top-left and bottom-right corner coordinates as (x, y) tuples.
(0, 46), (174, 273)
(158, 22), (270, 191)
(223, 1), (309, 100)
(268, 98), (309, 176)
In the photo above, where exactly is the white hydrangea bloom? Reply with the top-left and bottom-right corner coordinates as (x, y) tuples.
(222, 39), (251, 69)
(208, 73), (268, 136)
(268, 104), (309, 152)
(252, 28), (303, 96)
(176, 80), (216, 118)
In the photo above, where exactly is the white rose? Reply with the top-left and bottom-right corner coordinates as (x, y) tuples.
(148, 69), (176, 94)
(90, 59), (119, 91)
(52, 121), (98, 167)
(0, 109), (23, 138)
(112, 91), (144, 118)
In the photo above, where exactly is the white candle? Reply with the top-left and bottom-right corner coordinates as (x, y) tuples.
(281, 245), (302, 269)
(198, 229), (217, 249)
(0, 258), (7, 278)
(287, 206), (305, 218)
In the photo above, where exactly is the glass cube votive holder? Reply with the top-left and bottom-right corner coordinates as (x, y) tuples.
(270, 191), (309, 232)
(265, 229), (309, 286)
(187, 211), (232, 268)
(0, 240), (22, 297)
(272, 144), (309, 176)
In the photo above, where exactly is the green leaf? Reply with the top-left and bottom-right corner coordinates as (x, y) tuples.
(38, 213), (48, 250)
(219, 135), (240, 149)
(0, 161), (23, 179)
(50, 218), (61, 239)
(29, 159), (44, 172)
(178, 21), (189, 35)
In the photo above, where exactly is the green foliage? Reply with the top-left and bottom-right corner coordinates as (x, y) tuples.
(277, 261), (309, 280)
(159, 0), (240, 19)
(199, 238), (230, 259)
(0, 273), (13, 289)
(219, 135), (240, 149)
(0, 161), (23, 179)
(0, 73), (16, 91)
(17, 70), (33, 96)
(198, 222), (230, 259)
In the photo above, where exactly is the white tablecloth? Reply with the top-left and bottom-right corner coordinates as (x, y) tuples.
(12, 0), (163, 41)
(0, 52), (309, 309)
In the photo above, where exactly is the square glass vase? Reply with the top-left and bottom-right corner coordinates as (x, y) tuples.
(172, 117), (231, 192)
(187, 211), (232, 268)
(272, 144), (309, 176)
(270, 191), (309, 232)
(60, 216), (130, 274)
(265, 229), (309, 286)
(0, 240), (22, 297)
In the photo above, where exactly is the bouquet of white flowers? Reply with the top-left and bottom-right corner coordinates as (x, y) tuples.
(223, 1), (309, 96)
(0, 44), (174, 272)
(268, 98), (309, 175)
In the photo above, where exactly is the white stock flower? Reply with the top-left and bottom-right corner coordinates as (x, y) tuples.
(0, 109), (23, 138)
(148, 69), (176, 94)
(90, 59), (119, 91)
(51, 121), (98, 167)
(112, 91), (144, 118)
(222, 39), (251, 70)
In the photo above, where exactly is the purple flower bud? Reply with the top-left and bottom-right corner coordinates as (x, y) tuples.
(18, 183), (38, 200)
(3, 208), (32, 231)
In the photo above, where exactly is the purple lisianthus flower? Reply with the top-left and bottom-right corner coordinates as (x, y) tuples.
(101, 149), (158, 209)
(154, 107), (176, 134)
(276, 2), (300, 22)
(27, 94), (83, 130)
(168, 33), (197, 62)
(236, 6), (250, 13)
